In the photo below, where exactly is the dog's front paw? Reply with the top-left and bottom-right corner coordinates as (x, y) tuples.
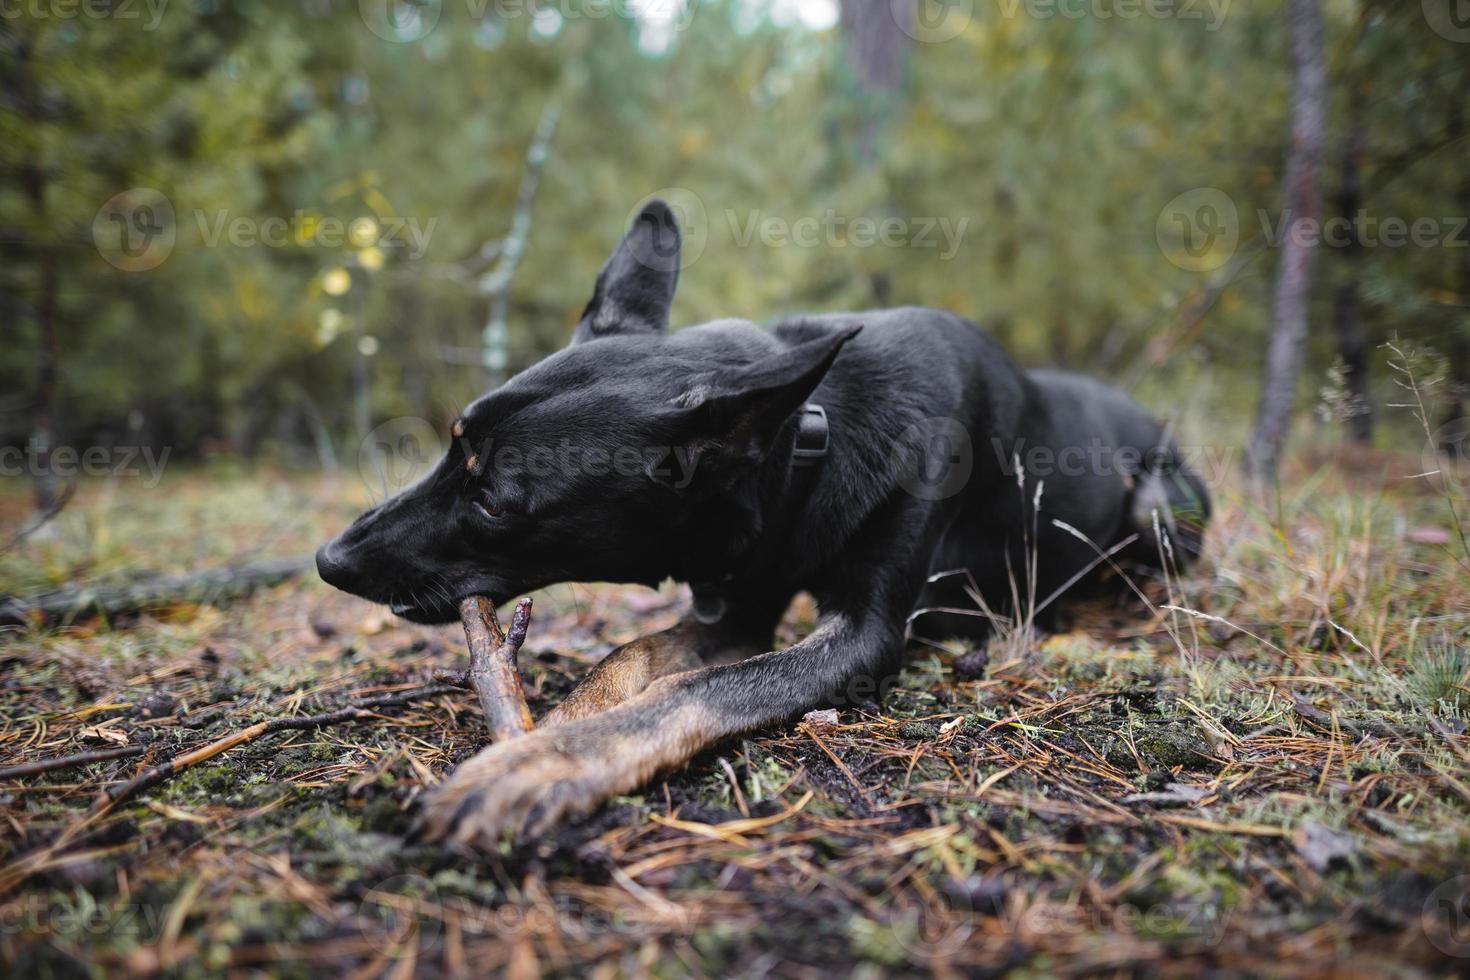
(416, 732), (614, 849)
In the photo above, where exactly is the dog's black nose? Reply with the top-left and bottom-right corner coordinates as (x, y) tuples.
(315, 542), (357, 592)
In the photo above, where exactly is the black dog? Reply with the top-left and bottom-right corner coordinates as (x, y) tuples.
(316, 200), (1210, 846)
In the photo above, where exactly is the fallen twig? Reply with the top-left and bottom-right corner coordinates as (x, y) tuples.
(0, 744), (147, 781)
(0, 555), (313, 625)
(0, 480), (76, 556)
(89, 683), (462, 815)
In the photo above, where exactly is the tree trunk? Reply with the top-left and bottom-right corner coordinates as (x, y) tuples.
(839, 0), (907, 165)
(1443, 101), (1470, 455)
(1331, 113), (1371, 444)
(477, 99), (559, 389)
(352, 271), (371, 441)
(18, 31), (60, 512)
(1248, 0), (1327, 486)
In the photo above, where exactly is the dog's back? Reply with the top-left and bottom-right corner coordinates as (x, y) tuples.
(800, 311), (1211, 641)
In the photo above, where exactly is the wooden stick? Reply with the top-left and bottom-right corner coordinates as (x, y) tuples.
(0, 744), (147, 781)
(0, 555), (312, 625)
(458, 596), (534, 741)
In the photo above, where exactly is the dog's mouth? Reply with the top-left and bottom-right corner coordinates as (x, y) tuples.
(389, 598), (460, 625)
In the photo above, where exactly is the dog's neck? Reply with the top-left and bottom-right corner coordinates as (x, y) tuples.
(687, 403), (829, 623)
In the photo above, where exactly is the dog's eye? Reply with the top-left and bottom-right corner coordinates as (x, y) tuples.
(473, 494), (504, 521)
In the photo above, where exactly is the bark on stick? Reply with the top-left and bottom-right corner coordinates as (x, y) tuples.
(458, 595), (534, 741)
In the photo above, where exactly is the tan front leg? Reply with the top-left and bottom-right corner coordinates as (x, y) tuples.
(416, 614), (876, 847)
(541, 619), (767, 727)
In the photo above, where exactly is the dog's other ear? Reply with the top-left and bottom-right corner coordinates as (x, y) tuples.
(572, 200), (681, 344)
(654, 324), (862, 484)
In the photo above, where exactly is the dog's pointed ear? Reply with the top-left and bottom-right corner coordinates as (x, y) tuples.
(572, 200), (681, 344)
(651, 324), (863, 486)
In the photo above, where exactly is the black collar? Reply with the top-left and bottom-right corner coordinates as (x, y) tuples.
(690, 403), (828, 624)
(791, 403), (830, 466)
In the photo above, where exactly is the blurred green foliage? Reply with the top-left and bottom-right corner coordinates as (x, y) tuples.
(2, 0), (1466, 461)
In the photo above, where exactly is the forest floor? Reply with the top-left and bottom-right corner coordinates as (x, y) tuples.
(1, 455), (1468, 978)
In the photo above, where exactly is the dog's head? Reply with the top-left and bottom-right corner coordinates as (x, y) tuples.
(316, 200), (859, 623)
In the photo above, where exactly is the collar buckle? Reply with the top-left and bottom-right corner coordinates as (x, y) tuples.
(791, 403), (829, 467)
